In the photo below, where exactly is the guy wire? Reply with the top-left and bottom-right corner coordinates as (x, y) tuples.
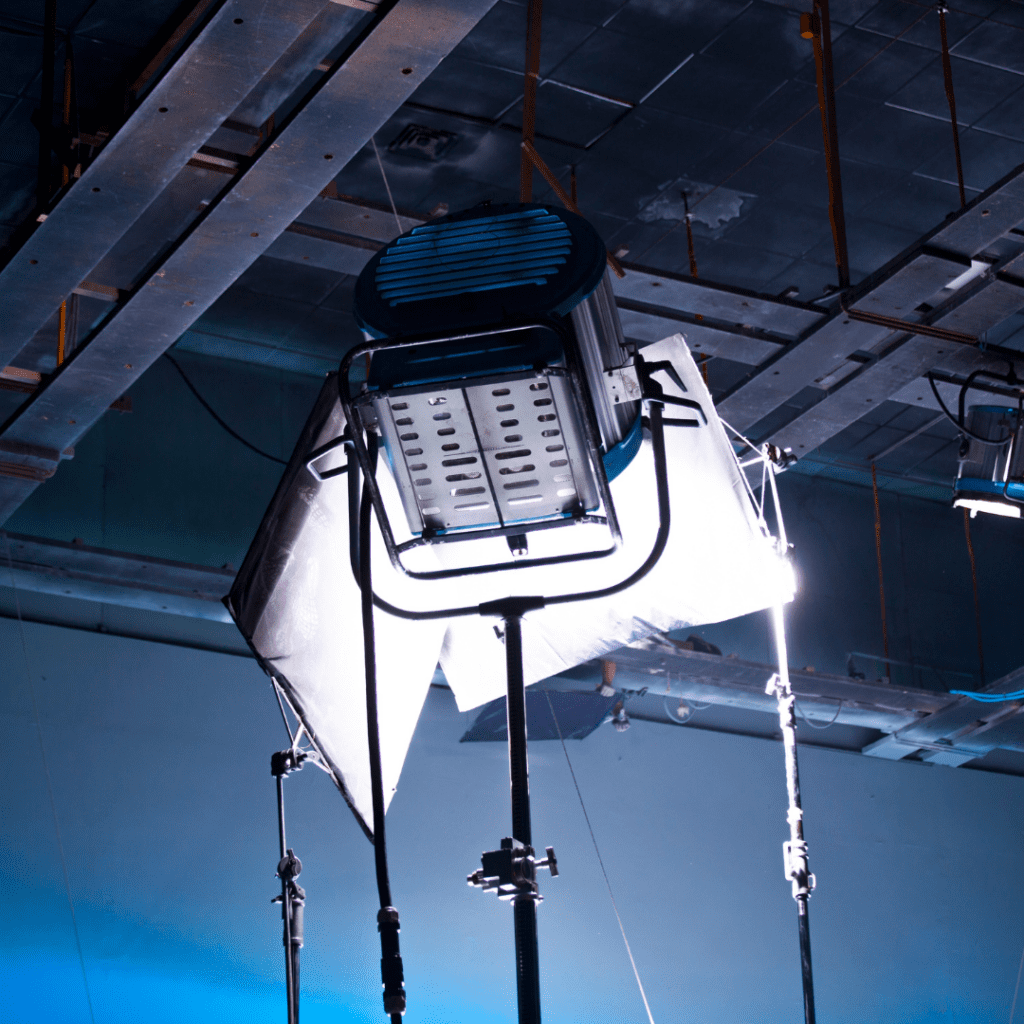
(542, 687), (657, 1024)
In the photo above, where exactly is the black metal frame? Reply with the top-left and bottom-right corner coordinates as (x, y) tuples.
(337, 325), (625, 582)
(348, 400), (686, 1024)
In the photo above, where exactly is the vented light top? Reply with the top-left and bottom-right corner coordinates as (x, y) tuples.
(354, 203), (607, 338)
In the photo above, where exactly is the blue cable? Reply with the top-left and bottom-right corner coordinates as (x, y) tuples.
(950, 689), (1024, 703)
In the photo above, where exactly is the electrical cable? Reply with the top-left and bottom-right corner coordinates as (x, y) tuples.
(796, 700), (842, 730)
(163, 353), (287, 464)
(357, 436), (405, 1024)
(663, 694), (694, 723)
(541, 687), (657, 1024)
(3, 533), (96, 1024)
(950, 689), (1024, 703)
(927, 374), (1018, 445)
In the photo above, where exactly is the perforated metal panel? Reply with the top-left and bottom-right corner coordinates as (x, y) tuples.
(371, 371), (598, 536)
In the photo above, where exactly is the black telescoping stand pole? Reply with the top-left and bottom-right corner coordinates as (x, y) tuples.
(467, 604), (558, 1024)
(767, 607), (816, 1024)
(505, 612), (542, 1024)
(272, 750), (306, 1024)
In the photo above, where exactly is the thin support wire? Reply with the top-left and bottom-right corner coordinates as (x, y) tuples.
(272, 679), (296, 748)
(3, 533), (96, 1024)
(1010, 938), (1024, 1024)
(370, 135), (403, 237)
(541, 687), (656, 1024)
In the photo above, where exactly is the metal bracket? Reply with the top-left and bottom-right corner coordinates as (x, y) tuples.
(602, 361), (642, 406)
(467, 837), (558, 901)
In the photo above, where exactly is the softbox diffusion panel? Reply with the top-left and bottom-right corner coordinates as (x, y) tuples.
(227, 377), (446, 838)
(438, 335), (794, 710)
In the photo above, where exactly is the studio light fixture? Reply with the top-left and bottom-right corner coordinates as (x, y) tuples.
(226, 203), (797, 1024)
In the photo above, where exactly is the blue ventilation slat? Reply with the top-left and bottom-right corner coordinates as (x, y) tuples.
(379, 261), (566, 299)
(383, 226), (570, 261)
(388, 277), (550, 305)
(379, 232), (571, 267)
(376, 244), (571, 280)
(375, 210), (574, 308)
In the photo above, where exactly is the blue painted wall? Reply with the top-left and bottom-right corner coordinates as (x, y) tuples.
(3, 619), (1023, 1023)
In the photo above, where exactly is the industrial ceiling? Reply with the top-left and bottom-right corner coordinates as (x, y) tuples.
(3, 3), (1024, 1021)
(1, 0), (1023, 766)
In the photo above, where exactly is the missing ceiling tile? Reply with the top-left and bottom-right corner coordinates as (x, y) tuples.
(638, 177), (754, 232)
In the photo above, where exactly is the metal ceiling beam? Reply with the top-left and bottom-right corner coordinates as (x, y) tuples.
(0, 0), (501, 524)
(718, 162), (1024, 437)
(862, 665), (1024, 765)
(0, 0), (341, 368)
(0, 531), (233, 621)
(771, 272), (1024, 456)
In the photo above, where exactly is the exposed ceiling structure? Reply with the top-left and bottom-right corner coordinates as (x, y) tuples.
(2, 0), (1024, 769)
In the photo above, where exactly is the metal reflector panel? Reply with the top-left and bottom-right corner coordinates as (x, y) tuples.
(372, 371), (598, 535)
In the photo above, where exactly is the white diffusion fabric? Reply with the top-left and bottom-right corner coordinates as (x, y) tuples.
(246, 406), (447, 838)
(436, 335), (794, 710)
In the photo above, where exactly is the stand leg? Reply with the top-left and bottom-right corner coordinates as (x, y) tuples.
(504, 614), (542, 1024)
(797, 897), (815, 1024)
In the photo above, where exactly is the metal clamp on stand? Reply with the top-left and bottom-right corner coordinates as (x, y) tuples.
(468, 838), (558, 901)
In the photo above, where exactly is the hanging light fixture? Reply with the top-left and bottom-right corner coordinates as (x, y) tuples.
(226, 202), (796, 1024)
(930, 367), (1024, 519)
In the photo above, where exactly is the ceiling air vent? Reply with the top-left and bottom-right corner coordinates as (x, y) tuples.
(374, 208), (572, 307)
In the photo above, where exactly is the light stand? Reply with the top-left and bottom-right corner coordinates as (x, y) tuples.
(271, 748), (307, 1024)
(767, 605), (817, 1024)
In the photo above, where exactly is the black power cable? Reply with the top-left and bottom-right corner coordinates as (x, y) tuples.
(163, 353), (288, 465)
(357, 434), (406, 1024)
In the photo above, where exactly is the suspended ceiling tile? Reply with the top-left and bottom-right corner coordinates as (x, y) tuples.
(452, 1), (596, 76)
(645, 54), (790, 133)
(802, 30), (935, 104)
(855, 171), (964, 234)
(644, 235), (796, 292)
(914, 128), (1024, 193)
(514, 0), (630, 25)
(0, 161), (35, 225)
(724, 196), (834, 260)
(700, 3), (814, 81)
(741, 77), (819, 145)
(502, 81), (628, 148)
(806, 216), (922, 281)
(73, 0), (192, 49)
(545, 27), (690, 105)
(234, 255), (344, 307)
(951, 18), (1024, 74)
(604, 0), (751, 51)
(562, 158), (668, 221)
(841, 103), (954, 171)
(856, 1), (986, 52)
(697, 138), (824, 210)
(886, 54), (1023, 125)
(195, 289), (325, 350)
(408, 57), (522, 121)
(974, 83), (1024, 142)
(589, 106), (731, 179)
(0, 31), (42, 97)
